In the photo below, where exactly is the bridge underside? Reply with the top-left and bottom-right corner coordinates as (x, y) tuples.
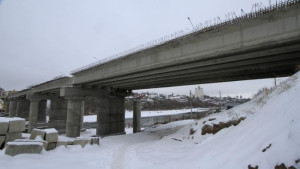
(83, 38), (300, 90)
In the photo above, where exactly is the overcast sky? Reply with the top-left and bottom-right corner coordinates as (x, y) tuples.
(0, 0), (286, 98)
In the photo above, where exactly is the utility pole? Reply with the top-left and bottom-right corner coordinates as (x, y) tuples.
(190, 90), (193, 118)
(187, 17), (195, 29)
(274, 78), (277, 87)
(219, 91), (222, 111)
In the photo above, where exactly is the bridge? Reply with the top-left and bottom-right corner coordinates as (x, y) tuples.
(6, 1), (300, 138)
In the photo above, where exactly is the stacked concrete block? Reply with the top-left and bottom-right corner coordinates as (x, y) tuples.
(0, 117), (25, 149)
(30, 128), (58, 151)
(5, 142), (44, 156)
(74, 137), (100, 148)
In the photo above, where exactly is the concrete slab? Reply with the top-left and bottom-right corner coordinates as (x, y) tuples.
(44, 128), (58, 143)
(90, 137), (100, 145)
(5, 132), (22, 142)
(5, 142), (44, 156)
(14, 139), (48, 149)
(8, 118), (26, 133)
(30, 129), (46, 140)
(74, 138), (90, 148)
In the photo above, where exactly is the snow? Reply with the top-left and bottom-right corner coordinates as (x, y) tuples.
(0, 117), (25, 123)
(6, 142), (44, 146)
(1, 72), (300, 169)
(43, 128), (58, 134)
(84, 108), (208, 123)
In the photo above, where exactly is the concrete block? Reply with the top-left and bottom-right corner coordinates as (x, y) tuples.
(0, 136), (5, 148)
(56, 141), (68, 147)
(90, 137), (100, 145)
(30, 129), (46, 140)
(14, 139), (48, 149)
(0, 121), (9, 135)
(74, 138), (90, 148)
(8, 118), (26, 133)
(46, 142), (56, 151)
(5, 142), (44, 156)
(44, 128), (58, 143)
(5, 132), (22, 142)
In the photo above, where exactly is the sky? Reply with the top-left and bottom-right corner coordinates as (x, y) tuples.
(0, 0), (286, 98)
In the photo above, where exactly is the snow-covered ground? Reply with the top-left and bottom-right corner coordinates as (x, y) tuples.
(84, 108), (208, 123)
(1, 72), (300, 169)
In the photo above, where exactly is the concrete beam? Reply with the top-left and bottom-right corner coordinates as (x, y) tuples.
(60, 86), (108, 98)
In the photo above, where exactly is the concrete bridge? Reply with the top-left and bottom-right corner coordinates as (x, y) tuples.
(6, 1), (300, 138)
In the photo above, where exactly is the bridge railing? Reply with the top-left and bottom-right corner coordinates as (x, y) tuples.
(70, 0), (299, 75)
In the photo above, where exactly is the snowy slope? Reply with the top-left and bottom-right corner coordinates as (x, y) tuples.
(0, 72), (300, 169)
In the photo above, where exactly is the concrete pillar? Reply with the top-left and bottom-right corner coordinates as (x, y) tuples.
(28, 99), (40, 133)
(9, 100), (17, 117)
(5, 101), (10, 115)
(96, 95), (125, 136)
(80, 100), (85, 130)
(133, 100), (141, 133)
(37, 100), (47, 123)
(49, 98), (68, 131)
(16, 99), (30, 120)
(66, 97), (82, 138)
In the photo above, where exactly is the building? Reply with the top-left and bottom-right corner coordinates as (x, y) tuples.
(195, 85), (205, 100)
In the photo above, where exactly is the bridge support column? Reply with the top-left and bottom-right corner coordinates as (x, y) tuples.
(49, 98), (68, 132)
(133, 100), (141, 133)
(38, 100), (47, 123)
(9, 100), (17, 117)
(66, 97), (83, 138)
(28, 98), (40, 133)
(96, 94), (126, 136)
(16, 98), (30, 120)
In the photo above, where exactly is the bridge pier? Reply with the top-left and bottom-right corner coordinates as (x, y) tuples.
(16, 98), (30, 120)
(66, 97), (83, 137)
(96, 94), (126, 136)
(27, 94), (51, 133)
(9, 100), (17, 117)
(38, 100), (47, 123)
(28, 98), (40, 133)
(133, 100), (141, 133)
(49, 97), (68, 132)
